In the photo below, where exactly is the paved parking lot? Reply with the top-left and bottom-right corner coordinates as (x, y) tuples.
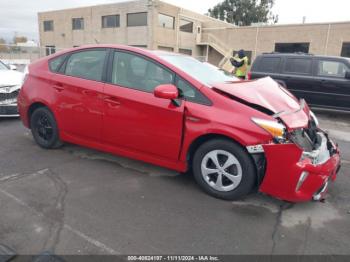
(0, 111), (349, 255)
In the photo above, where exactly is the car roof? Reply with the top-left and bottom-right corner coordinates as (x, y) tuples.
(257, 52), (350, 61)
(50, 44), (186, 60)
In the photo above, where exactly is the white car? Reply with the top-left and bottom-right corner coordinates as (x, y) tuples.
(0, 60), (24, 117)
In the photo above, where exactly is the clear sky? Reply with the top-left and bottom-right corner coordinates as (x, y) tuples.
(0, 0), (349, 42)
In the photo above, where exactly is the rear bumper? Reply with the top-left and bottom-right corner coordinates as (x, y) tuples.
(256, 134), (340, 203)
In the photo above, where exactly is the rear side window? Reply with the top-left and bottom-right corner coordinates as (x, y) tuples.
(49, 55), (67, 72)
(256, 57), (281, 73)
(284, 58), (312, 75)
(317, 60), (348, 78)
(64, 50), (107, 81)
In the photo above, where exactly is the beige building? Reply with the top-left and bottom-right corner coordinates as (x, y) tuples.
(38, 0), (350, 68)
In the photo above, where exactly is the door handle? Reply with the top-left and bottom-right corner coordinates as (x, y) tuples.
(104, 97), (121, 106)
(53, 82), (64, 92)
(83, 90), (97, 97)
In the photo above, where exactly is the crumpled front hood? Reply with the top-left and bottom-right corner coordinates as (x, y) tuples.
(0, 70), (24, 88)
(212, 77), (310, 129)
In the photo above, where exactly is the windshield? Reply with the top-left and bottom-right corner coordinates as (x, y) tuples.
(0, 61), (9, 70)
(158, 54), (237, 86)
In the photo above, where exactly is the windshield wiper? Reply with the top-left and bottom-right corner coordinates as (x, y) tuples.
(272, 99), (306, 119)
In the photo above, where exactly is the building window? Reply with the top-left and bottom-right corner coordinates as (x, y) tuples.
(341, 42), (350, 58)
(102, 15), (120, 28)
(72, 18), (84, 30)
(179, 48), (192, 56)
(179, 19), (193, 33)
(45, 46), (56, 56)
(158, 13), (174, 29)
(43, 20), (54, 32)
(158, 46), (174, 52)
(127, 12), (147, 27)
(275, 43), (310, 53)
(130, 45), (148, 48)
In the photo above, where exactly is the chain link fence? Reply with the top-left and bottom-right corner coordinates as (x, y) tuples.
(0, 44), (67, 69)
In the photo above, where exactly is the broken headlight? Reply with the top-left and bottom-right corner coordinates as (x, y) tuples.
(252, 118), (286, 140)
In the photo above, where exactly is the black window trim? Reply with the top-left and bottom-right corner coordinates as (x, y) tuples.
(49, 48), (109, 83)
(127, 12), (148, 27)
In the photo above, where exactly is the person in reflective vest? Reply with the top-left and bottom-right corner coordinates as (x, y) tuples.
(230, 49), (249, 80)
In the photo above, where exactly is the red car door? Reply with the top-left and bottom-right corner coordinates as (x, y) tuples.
(102, 51), (184, 160)
(51, 49), (107, 142)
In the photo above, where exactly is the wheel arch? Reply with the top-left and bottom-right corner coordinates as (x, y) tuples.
(186, 133), (245, 167)
(186, 133), (264, 189)
(27, 101), (53, 129)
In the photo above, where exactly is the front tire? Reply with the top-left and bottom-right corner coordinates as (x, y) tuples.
(192, 139), (256, 200)
(30, 107), (63, 149)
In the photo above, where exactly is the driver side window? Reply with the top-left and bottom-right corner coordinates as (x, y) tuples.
(112, 51), (174, 92)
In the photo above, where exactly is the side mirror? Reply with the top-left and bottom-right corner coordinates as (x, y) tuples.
(345, 71), (350, 80)
(154, 84), (179, 100)
(9, 64), (17, 70)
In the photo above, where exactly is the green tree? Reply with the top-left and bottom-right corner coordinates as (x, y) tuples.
(208, 0), (278, 26)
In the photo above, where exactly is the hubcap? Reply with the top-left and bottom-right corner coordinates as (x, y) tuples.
(36, 115), (53, 141)
(201, 150), (242, 192)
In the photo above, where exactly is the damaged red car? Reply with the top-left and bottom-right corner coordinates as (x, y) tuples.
(18, 45), (341, 202)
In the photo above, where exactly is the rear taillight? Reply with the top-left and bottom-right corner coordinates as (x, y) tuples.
(247, 71), (252, 80)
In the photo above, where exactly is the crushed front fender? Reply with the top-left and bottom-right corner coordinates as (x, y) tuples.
(259, 142), (341, 202)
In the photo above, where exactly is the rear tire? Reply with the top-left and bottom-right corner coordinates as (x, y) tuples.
(30, 107), (63, 149)
(192, 139), (256, 200)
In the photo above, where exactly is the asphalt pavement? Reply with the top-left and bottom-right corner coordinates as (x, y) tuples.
(0, 111), (349, 256)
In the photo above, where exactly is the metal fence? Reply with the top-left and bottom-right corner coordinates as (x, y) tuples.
(0, 43), (209, 68)
(0, 44), (67, 65)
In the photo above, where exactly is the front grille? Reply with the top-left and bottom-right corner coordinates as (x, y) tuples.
(0, 90), (19, 102)
(0, 105), (18, 115)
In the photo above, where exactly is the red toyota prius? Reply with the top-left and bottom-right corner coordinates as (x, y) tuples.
(18, 45), (341, 202)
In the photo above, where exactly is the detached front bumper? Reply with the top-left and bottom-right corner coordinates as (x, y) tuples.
(251, 132), (340, 203)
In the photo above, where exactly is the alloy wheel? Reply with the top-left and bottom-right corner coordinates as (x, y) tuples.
(36, 115), (53, 141)
(201, 150), (243, 192)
